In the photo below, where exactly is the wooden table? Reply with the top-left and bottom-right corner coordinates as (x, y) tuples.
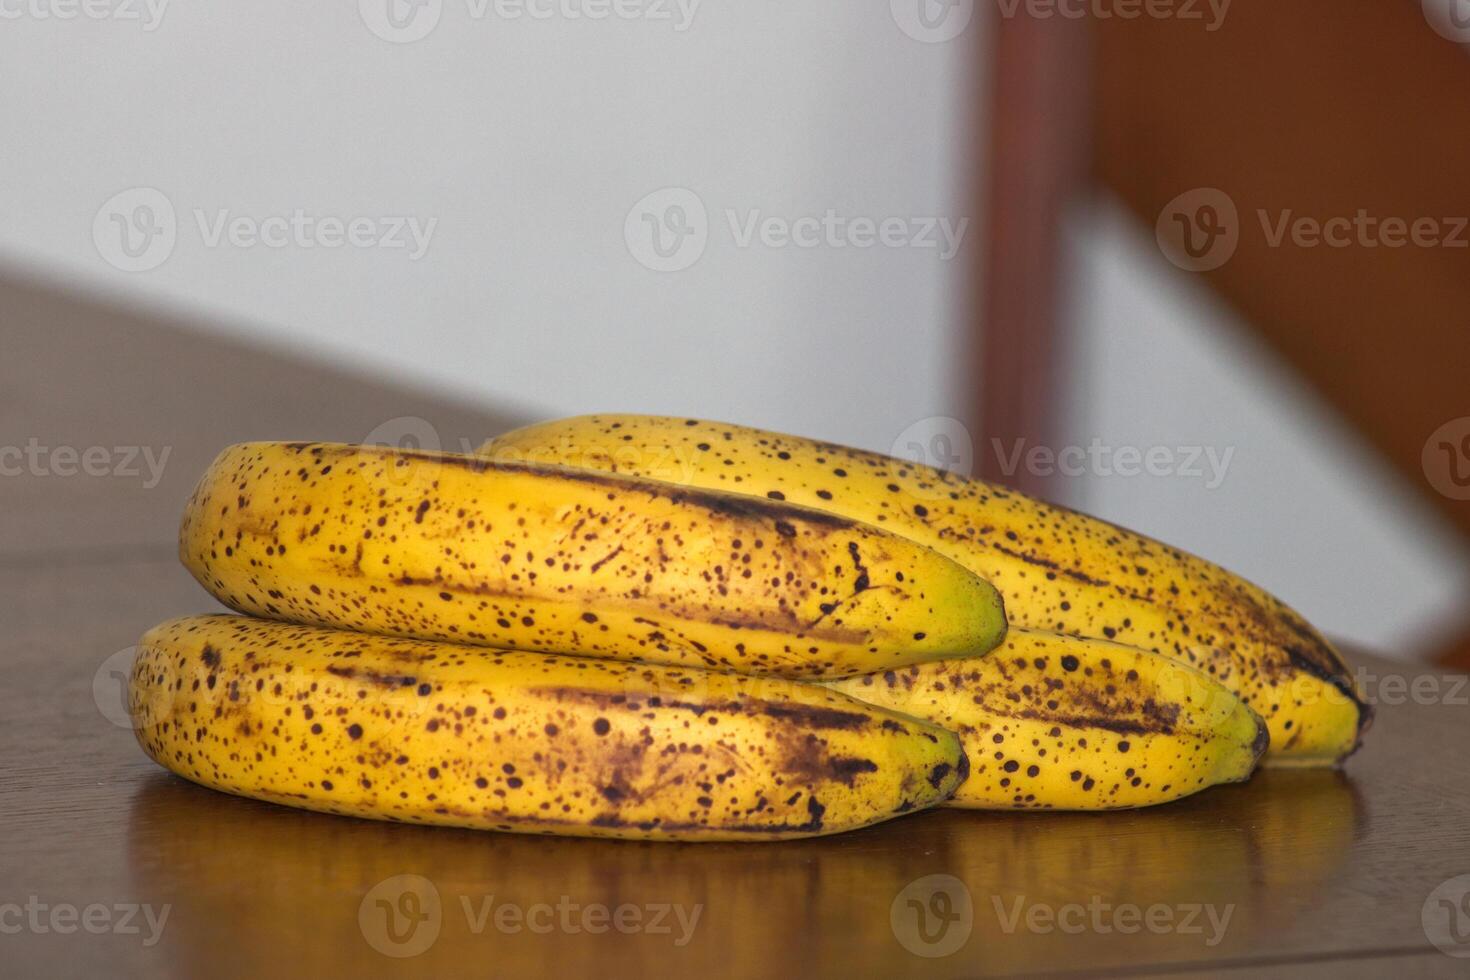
(6, 272), (1470, 978)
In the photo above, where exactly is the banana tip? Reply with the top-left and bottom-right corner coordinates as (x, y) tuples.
(1251, 717), (1271, 764)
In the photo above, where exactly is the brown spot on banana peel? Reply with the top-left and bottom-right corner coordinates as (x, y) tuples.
(332, 442), (863, 532)
(987, 536), (1365, 747)
(180, 443), (1005, 680)
(986, 540), (1114, 590)
(482, 416), (1365, 762)
(129, 615), (967, 840)
(828, 628), (1269, 810)
(529, 686), (875, 731)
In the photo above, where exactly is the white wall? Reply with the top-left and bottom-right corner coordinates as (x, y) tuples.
(0, 0), (975, 450)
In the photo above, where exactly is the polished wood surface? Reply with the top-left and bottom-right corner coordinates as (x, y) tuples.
(6, 276), (1470, 978)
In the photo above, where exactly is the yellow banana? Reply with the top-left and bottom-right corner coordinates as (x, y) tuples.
(828, 627), (1267, 809)
(481, 415), (1370, 764)
(129, 615), (970, 841)
(179, 442), (1006, 680)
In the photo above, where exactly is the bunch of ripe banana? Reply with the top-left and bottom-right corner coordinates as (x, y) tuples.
(129, 415), (1369, 842)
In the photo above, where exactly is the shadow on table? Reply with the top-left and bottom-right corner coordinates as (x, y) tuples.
(123, 768), (1361, 979)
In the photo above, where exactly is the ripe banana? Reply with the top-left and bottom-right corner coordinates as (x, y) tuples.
(481, 415), (1371, 764)
(179, 442), (1006, 680)
(828, 627), (1267, 809)
(129, 615), (970, 841)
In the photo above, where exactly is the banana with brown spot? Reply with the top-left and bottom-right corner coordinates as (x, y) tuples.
(129, 615), (970, 841)
(828, 627), (1268, 809)
(179, 442), (1006, 679)
(481, 415), (1369, 764)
